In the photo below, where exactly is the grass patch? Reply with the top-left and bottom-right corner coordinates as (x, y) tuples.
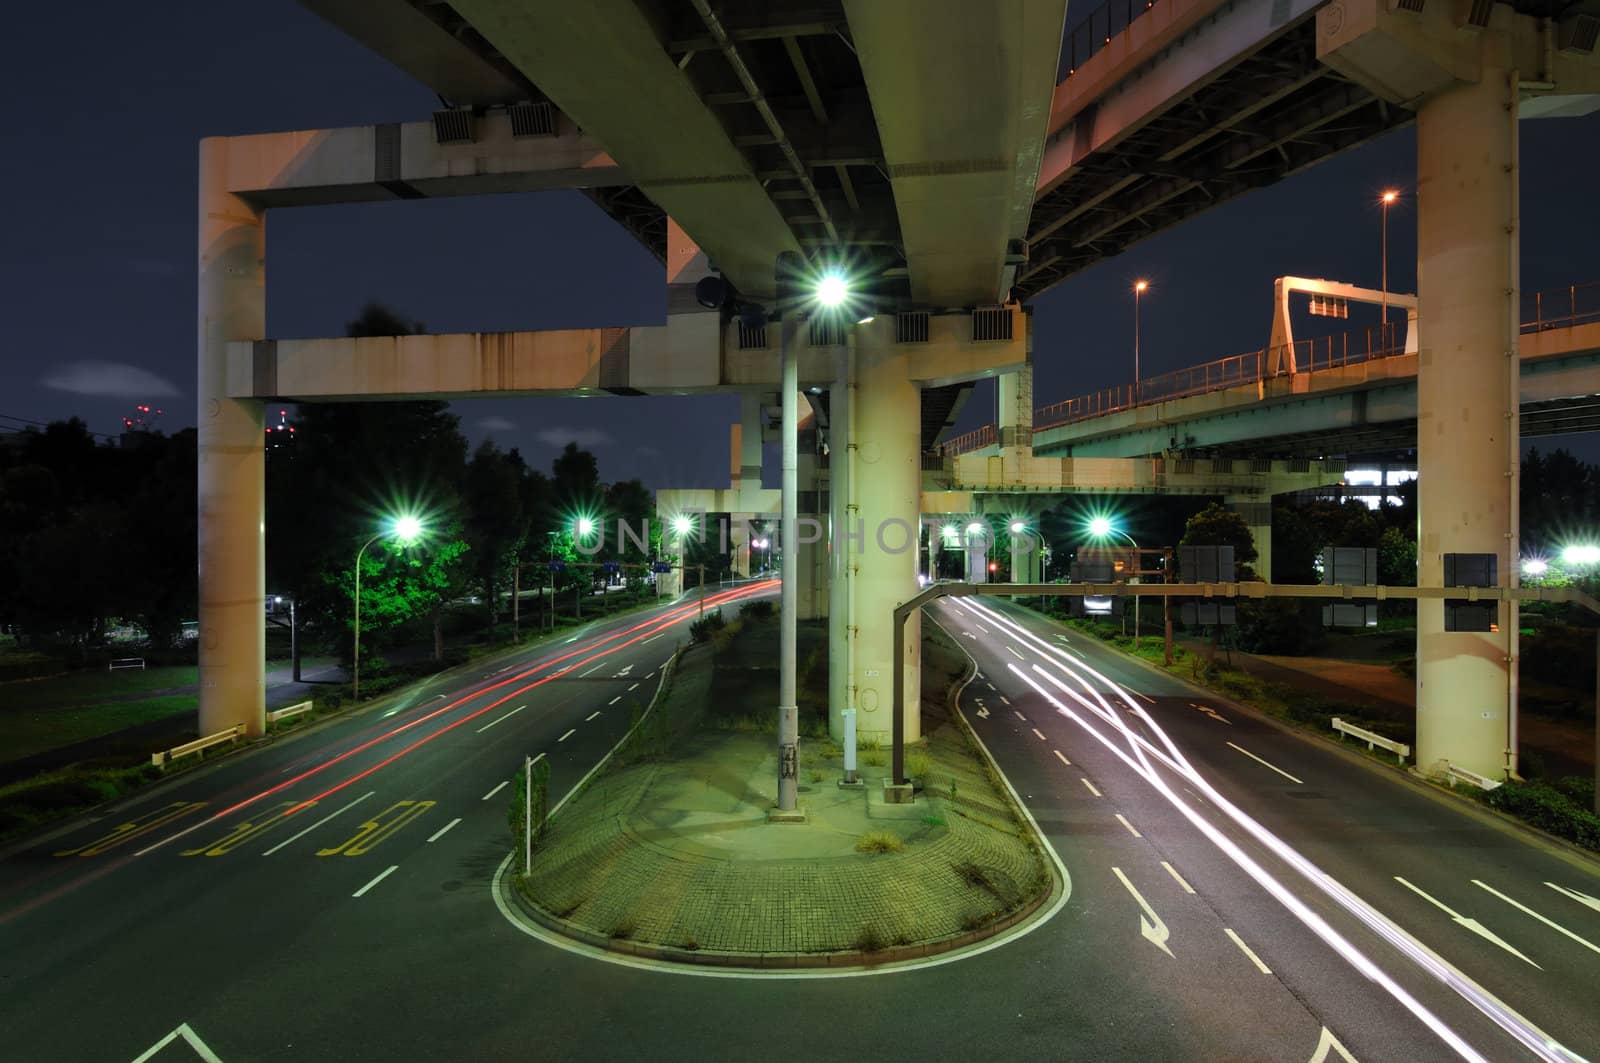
(1478, 779), (1600, 852)
(0, 762), (163, 841)
(905, 750), (931, 784)
(854, 829), (904, 854)
(0, 694), (197, 765)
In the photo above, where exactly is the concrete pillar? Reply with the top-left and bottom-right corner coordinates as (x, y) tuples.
(198, 138), (266, 738)
(1225, 497), (1273, 582)
(853, 345), (922, 744)
(729, 516), (751, 578)
(738, 391), (765, 487)
(928, 519), (942, 580)
(1415, 67), (1520, 779)
(998, 363), (1034, 449)
(966, 529), (990, 583)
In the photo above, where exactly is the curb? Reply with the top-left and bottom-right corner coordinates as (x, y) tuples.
(496, 622), (1068, 972)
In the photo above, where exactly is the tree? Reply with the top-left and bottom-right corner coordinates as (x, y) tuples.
(1180, 502), (1258, 575)
(1377, 526), (1416, 587)
(464, 440), (525, 625)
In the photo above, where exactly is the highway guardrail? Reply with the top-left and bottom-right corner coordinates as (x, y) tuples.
(266, 700), (313, 725)
(1443, 762), (1503, 792)
(1331, 717), (1410, 765)
(152, 724), (245, 768)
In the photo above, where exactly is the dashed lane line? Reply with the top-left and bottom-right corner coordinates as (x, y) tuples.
(609, 696), (621, 705)
(262, 792), (374, 856)
(352, 864), (399, 898)
(1013, 710), (1028, 722)
(558, 729), (576, 743)
(1115, 813), (1142, 838)
(1161, 861), (1196, 895)
(1081, 778), (1102, 798)
(587, 711), (602, 722)
(481, 781), (510, 801)
(578, 663), (606, 678)
(475, 704), (526, 733)
(1053, 750), (1072, 767)
(1031, 728), (1047, 742)
(1224, 929), (1272, 974)
(426, 818), (462, 843)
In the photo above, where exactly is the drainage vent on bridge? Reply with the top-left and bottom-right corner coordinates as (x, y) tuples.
(1560, 14), (1599, 53)
(896, 311), (929, 344)
(972, 306), (1013, 342)
(432, 108), (476, 144)
(737, 320), (768, 350)
(808, 316), (843, 348)
(509, 101), (557, 137)
(1461, 0), (1494, 28)
(1251, 458), (1272, 474)
(1289, 458), (1311, 473)
(1392, 0), (1425, 12)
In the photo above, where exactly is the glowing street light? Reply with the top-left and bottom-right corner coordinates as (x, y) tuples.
(815, 271), (848, 308)
(575, 516), (596, 537)
(1380, 188), (1400, 350)
(1086, 514), (1144, 648)
(967, 521), (987, 536)
(1521, 558), (1550, 576)
(1562, 544), (1600, 566)
(354, 514), (424, 701)
(1010, 520), (1027, 534)
(671, 513), (695, 539)
(1133, 280), (1149, 404)
(1088, 515), (1114, 539)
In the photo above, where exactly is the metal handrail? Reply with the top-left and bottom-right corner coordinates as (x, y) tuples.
(1525, 280), (1600, 333)
(937, 423), (997, 457)
(1063, 0), (1159, 77)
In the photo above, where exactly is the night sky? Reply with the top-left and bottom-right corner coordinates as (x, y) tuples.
(4, 2), (1599, 485)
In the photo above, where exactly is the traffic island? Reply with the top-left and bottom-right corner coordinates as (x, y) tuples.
(503, 613), (1059, 968)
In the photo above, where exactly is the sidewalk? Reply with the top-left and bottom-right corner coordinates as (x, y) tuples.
(510, 634), (1054, 965)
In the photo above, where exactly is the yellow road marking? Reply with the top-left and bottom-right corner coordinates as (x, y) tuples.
(181, 802), (308, 857)
(317, 800), (435, 857)
(55, 802), (208, 857)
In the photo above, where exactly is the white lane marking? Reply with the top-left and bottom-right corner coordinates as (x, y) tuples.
(628, 682), (640, 691)
(352, 864), (399, 898)
(1053, 750), (1071, 767)
(1111, 866), (1173, 957)
(130, 1022), (224, 1063)
(962, 631), (978, 640)
(262, 791), (375, 856)
(1134, 691), (1156, 705)
(558, 729), (576, 743)
(976, 624), (990, 634)
(1031, 728), (1047, 742)
(433, 694), (447, 700)
(1225, 928), (1272, 974)
(1226, 741), (1304, 785)
(1546, 881), (1600, 915)
(1473, 880), (1600, 956)
(1081, 777), (1102, 798)
(645, 672), (656, 680)
(1013, 710), (1027, 722)
(481, 780), (510, 801)
(999, 695), (1010, 705)
(1114, 813), (1142, 838)
(608, 696), (621, 705)
(578, 663), (605, 677)
(382, 706), (404, 718)
(1190, 702), (1231, 724)
(426, 818), (462, 843)
(1393, 877), (1541, 968)
(615, 664), (633, 676)
(1161, 861), (1195, 895)
(974, 671), (984, 679)
(587, 711), (602, 722)
(530, 752), (547, 766)
(1005, 646), (1024, 660)
(1309, 1026), (1361, 1063)
(975, 707), (991, 719)
(475, 704), (526, 733)
(641, 632), (665, 645)
(660, 657), (671, 667)
(986, 682), (998, 692)
(565, 636), (580, 644)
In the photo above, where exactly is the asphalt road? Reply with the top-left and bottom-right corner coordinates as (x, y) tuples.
(1, 585), (1596, 1062)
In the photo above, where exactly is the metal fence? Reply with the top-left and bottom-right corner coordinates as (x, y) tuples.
(938, 280), (1596, 457)
(1062, 0), (1158, 76)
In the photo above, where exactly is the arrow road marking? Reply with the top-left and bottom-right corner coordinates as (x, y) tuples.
(962, 631), (977, 640)
(1394, 877), (1541, 968)
(1308, 1026), (1360, 1063)
(1545, 881), (1600, 915)
(975, 707), (990, 719)
(1474, 880), (1600, 956)
(1112, 866), (1173, 957)
(130, 1022), (224, 1063)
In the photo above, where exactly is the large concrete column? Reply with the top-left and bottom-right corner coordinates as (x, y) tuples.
(1225, 497), (1273, 582)
(998, 363), (1034, 449)
(1415, 67), (1520, 779)
(853, 343), (922, 744)
(738, 391), (764, 487)
(797, 427), (828, 619)
(198, 138), (266, 738)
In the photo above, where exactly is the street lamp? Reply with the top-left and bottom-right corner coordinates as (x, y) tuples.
(1380, 189), (1399, 352)
(1087, 515), (1143, 648)
(353, 515), (423, 701)
(1133, 280), (1149, 404)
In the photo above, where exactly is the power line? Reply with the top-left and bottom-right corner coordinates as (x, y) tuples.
(0, 412), (121, 440)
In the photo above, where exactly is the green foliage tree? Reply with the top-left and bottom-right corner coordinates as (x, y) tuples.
(464, 440), (526, 625)
(1179, 502), (1258, 576)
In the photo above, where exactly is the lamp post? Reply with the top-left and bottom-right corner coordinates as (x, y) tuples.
(1009, 520), (1040, 596)
(1088, 515), (1142, 648)
(1133, 279), (1149, 404)
(1380, 189), (1398, 352)
(353, 515), (422, 701)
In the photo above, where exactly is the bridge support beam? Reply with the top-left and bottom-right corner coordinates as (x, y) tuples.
(1415, 69), (1520, 780)
(852, 347), (922, 744)
(1226, 497), (1273, 582)
(998, 364), (1034, 448)
(198, 138), (266, 738)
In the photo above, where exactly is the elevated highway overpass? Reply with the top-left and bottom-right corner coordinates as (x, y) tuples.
(197, 0), (1600, 782)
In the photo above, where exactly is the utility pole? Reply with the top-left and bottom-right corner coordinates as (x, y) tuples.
(776, 251), (801, 813)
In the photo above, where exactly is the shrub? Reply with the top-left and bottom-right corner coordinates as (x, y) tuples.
(689, 609), (726, 645)
(741, 599), (774, 620)
(1483, 779), (1600, 851)
(0, 651), (63, 681)
(854, 829), (904, 854)
(854, 923), (886, 952)
(905, 751), (931, 784)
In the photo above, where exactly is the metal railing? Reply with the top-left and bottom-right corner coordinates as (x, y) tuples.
(936, 280), (1596, 458)
(152, 723), (245, 768)
(1062, 0), (1159, 77)
(1525, 281), (1600, 333)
